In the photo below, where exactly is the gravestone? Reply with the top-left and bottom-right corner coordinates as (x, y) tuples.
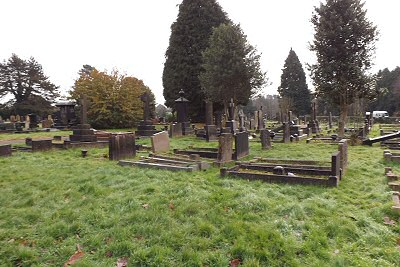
(0, 144), (12, 157)
(169, 123), (182, 138)
(54, 101), (77, 128)
(28, 114), (39, 129)
(16, 115), (21, 122)
(234, 131), (249, 160)
(307, 98), (320, 133)
(32, 139), (53, 152)
(151, 131), (170, 153)
(204, 101), (217, 141)
(238, 109), (246, 132)
(136, 92), (159, 136)
(283, 122), (290, 143)
(225, 99), (237, 134)
(260, 129), (272, 150)
(216, 133), (233, 164)
(109, 132), (136, 161)
(25, 114), (30, 129)
(69, 95), (98, 142)
(250, 118), (256, 130)
(215, 110), (223, 129)
(338, 139), (348, 173)
(175, 90), (193, 135)
(10, 115), (16, 123)
(42, 119), (52, 128)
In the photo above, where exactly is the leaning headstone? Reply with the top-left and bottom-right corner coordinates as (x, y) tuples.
(151, 131), (170, 153)
(109, 132), (136, 161)
(0, 144), (12, 157)
(32, 139), (53, 152)
(234, 131), (249, 160)
(260, 129), (272, 150)
(216, 133), (233, 165)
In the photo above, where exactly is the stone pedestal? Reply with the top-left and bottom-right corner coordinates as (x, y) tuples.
(136, 120), (160, 136)
(225, 120), (237, 134)
(70, 124), (98, 142)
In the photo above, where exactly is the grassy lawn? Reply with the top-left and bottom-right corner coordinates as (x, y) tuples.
(0, 131), (399, 266)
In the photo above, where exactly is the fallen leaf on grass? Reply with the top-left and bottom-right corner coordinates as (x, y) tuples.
(230, 258), (241, 267)
(116, 257), (128, 267)
(64, 251), (84, 266)
(383, 216), (396, 226)
(142, 203), (149, 209)
(169, 201), (175, 210)
(105, 251), (113, 257)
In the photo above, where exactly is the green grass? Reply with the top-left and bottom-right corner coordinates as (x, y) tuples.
(0, 131), (399, 266)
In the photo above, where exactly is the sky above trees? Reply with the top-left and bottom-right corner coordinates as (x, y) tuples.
(0, 0), (398, 104)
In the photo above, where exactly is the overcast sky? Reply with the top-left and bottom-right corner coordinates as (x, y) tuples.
(0, 0), (398, 105)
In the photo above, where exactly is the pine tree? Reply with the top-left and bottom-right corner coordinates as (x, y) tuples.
(162, 0), (229, 121)
(0, 54), (59, 115)
(278, 49), (311, 116)
(309, 0), (378, 136)
(200, 23), (266, 108)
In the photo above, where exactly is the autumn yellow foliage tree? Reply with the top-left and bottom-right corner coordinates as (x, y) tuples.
(70, 67), (155, 129)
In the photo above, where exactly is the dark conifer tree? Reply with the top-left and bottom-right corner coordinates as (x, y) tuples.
(162, 0), (229, 121)
(278, 48), (311, 116)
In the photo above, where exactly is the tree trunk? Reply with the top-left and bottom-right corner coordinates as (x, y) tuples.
(338, 100), (348, 138)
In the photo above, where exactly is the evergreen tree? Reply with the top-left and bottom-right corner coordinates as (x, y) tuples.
(278, 49), (311, 116)
(200, 23), (266, 109)
(0, 54), (59, 115)
(309, 0), (378, 137)
(162, 0), (229, 121)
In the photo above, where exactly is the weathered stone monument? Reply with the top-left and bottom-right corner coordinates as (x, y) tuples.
(151, 131), (170, 153)
(69, 95), (98, 142)
(215, 133), (233, 165)
(54, 101), (77, 128)
(204, 101), (217, 141)
(136, 92), (159, 136)
(225, 99), (237, 134)
(175, 90), (193, 136)
(307, 98), (320, 133)
(169, 123), (182, 138)
(109, 132), (136, 161)
(234, 131), (249, 160)
(260, 129), (272, 150)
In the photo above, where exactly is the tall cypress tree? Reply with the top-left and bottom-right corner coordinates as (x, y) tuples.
(162, 0), (229, 121)
(278, 49), (311, 116)
(309, 0), (378, 137)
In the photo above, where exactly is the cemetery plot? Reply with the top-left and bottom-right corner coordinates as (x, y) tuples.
(118, 154), (210, 172)
(221, 151), (343, 187)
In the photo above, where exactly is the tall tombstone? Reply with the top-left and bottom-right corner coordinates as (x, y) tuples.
(175, 89), (193, 135)
(225, 98), (237, 134)
(69, 95), (97, 142)
(204, 101), (217, 141)
(307, 98), (320, 133)
(283, 122), (290, 143)
(216, 133), (233, 165)
(260, 129), (272, 150)
(258, 107), (264, 130)
(328, 112), (333, 129)
(135, 92), (159, 136)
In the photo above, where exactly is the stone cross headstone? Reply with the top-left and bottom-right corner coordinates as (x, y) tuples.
(81, 95), (88, 125)
(260, 129), (272, 150)
(140, 92), (151, 122)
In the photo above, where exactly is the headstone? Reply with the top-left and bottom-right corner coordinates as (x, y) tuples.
(109, 132), (136, 161)
(204, 101), (217, 141)
(54, 101), (77, 128)
(216, 133), (233, 164)
(215, 110), (223, 129)
(0, 144), (12, 157)
(288, 110), (292, 123)
(307, 98), (320, 134)
(10, 115), (16, 123)
(338, 139), (348, 173)
(175, 90), (193, 135)
(32, 139), (53, 152)
(16, 115), (21, 122)
(283, 122), (290, 143)
(169, 123), (182, 138)
(260, 129), (272, 150)
(28, 114), (39, 129)
(69, 97), (97, 142)
(238, 109), (246, 132)
(151, 131), (170, 153)
(41, 119), (52, 128)
(225, 98), (237, 134)
(234, 131), (249, 160)
(136, 92), (159, 136)
(257, 107), (264, 130)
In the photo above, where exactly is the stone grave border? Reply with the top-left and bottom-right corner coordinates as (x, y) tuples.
(384, 167), (400, 214)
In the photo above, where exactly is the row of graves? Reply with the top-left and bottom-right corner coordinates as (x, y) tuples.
(0, 91), (349, 187)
